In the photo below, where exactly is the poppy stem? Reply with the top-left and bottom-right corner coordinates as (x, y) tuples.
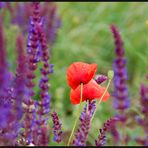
(67, 83), (83, 146)
(86, 100), (89, 114)
(90, 78), (112, 123)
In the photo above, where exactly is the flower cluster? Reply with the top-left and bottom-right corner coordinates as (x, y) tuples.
(21, 2), (42, 144)
(5, 2), (61, 48)
(0, 2), (125, 147)
(0, 18), (17, 146)
(0, 2), (60, 146)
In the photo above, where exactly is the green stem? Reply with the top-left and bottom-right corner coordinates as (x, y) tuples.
(91, 78), (112, 123)
(67, 83), (83, 146)
(86, 100), (89, 114)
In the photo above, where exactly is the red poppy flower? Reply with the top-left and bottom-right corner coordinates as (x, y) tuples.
(66, 62), (97, 89)
(70, 79), (110, 104)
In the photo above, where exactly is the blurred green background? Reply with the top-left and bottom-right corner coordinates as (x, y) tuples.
(2, 2), (148, 146)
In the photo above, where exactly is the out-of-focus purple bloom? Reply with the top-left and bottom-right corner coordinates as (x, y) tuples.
(110, 24), (131, 146)
(0, 18), (8, 101)
(135, 115), (143, 125)
(0, 2), (6, 8)
(135, 84), (148, 146)
(0, 18), (21, 146)
(9, 2), (61, 47)
(110, 124), (120, 145)
(49, 64), (54, 74)
(51, 112), (62, 143)
(6, 34), (27, 145)
(110, 24), (130, 111)
(95, 118), (118, 146)
(14, 34), (26, 120)
(140, 84), (148, 116)
(0, 18), (12, 131)
(46, 4), (61, 47)
(135, 133), (148, 146)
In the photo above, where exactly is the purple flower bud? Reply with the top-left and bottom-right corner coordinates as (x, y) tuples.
(96, 75), (108, 84)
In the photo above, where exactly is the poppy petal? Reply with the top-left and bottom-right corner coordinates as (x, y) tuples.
(66, 62), (97, 89)
(70, 79), (110, 105)
(70, 89), (86, 104)
(100, 87), (110, 102)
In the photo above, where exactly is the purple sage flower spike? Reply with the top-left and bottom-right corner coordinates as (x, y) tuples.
(51, 112), (62, 143)
(110, 24), (130, 112)
(95, 118), (118, 146)
(30, 3), (53, 145)
(72, 113), (91, 146)
(0, 2), (6, 9)
(135, 83), (148, 146)
(72, 100), (96, 146)
(0, 17), (18, 146)
(9, 2), (61, 46)
(110, 24), (131, 145)
(21, 2), (41, 144)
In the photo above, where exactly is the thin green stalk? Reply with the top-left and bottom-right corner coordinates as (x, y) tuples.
(67, 83), (83, 146)
(86, 100), (89, 114)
